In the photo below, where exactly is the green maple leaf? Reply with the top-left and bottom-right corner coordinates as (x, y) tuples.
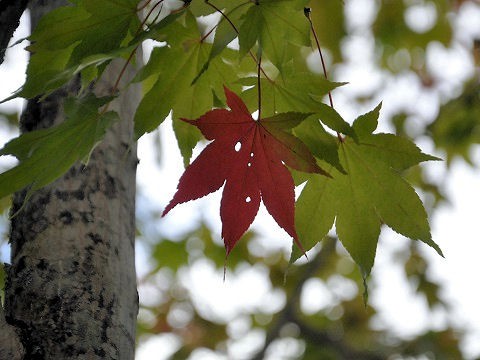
(29, 0), (139, 66)
(293, 104), (443, 277)
(0, 94), (117, 201)
(238, 0), (310, 70)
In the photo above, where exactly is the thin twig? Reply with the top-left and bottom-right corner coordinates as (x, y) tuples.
(111, 46), (139, 98)
(137, 0), (165, 36)
(205, 0), (274, 83)
(305, 8), (344, 142)
(107, 0), (165, 109)
(305, 8), (333, 108)
(200, 24), (218, 43)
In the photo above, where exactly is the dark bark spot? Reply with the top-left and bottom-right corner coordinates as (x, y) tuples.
(36, 259), (48, 270)
(80, 211), (93, 223)
(55, 190), (69, 201)
(104, 174), (117, 198)
(88, 232), (102, 244)
(101, 297), (115, 343)
(21, 89), (67, 132)
(94, 348), (106, 357)
(48, 295), (61, 309)
(81, 245), (97, 278)
(55, 189), (85, 201)
(59, 210), (73, 224)
(65, 166), (79, 178)
(16, 256), (26, 273)
(73, 189), (85, 200)
(65, 345), (75, 356)
(67, 260), (79, 276)
(11, 191), (53, 240)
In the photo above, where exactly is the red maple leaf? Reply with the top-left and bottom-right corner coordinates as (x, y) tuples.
(163, 86), (328, 254)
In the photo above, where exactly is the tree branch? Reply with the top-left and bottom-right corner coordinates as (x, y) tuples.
(252, 237), (385, 360)
(252, 237), (337, 360)
(0, 0), (29, 66)
(292, 317), (384, 360)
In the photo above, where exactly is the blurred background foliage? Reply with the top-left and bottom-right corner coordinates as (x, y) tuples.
(1, 0), (479, 359)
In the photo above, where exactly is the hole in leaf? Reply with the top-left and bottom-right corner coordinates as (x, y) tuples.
(247, 162), (251, 167)
(235, 142), (242, 152)
(250, 152), (254, 157)
(245, 196), (251, 203)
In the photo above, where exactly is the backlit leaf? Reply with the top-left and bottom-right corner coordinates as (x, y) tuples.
(293, 105), (442, 275)
(238, 0), (310, 70)
(0, 94), (117, 201)
(163, 87), (326, 254)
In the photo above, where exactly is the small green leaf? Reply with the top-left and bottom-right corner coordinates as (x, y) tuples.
(29, 0), (140, 67)
(238, 0), (310, 69)
(0, 94), (117, 201)
(310, 100), (357, 140)
(134, 43), (202, 138)
(151, 238), (189, 272)
(12, 46), (75, 99)
(352, 103), (382, 137)
(261, 112), (313, 130)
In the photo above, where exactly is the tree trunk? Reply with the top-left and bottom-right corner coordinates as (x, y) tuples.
(1, 1), (141, 359)
(0, 0), (29, 65)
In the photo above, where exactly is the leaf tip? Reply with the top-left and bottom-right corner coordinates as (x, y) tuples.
(425, 154), (443, 162)
(431, 241), (444, 258)
(293, 235), (308, 260)
(161, 202), (175, 217)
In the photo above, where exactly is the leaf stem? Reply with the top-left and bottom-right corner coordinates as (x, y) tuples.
(257, 54), (262, 121)
(305, 8), (344, 142)
(111, 0), (165, 97)
(102, 0), (166, 116)
(305, 8), (333, 108)
(205, 0), (274, 83)
(200, 24), (217, 43)
(111, 46), (139, 97)
(137, 0), (165, 36)
(206, 1), (238, 34)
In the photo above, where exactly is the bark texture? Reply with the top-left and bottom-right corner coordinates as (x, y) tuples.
(0, 302), (25, 360)
(2, 1), (141, 359)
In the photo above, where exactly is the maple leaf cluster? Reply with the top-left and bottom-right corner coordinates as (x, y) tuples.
(163, 87), (326, 254)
